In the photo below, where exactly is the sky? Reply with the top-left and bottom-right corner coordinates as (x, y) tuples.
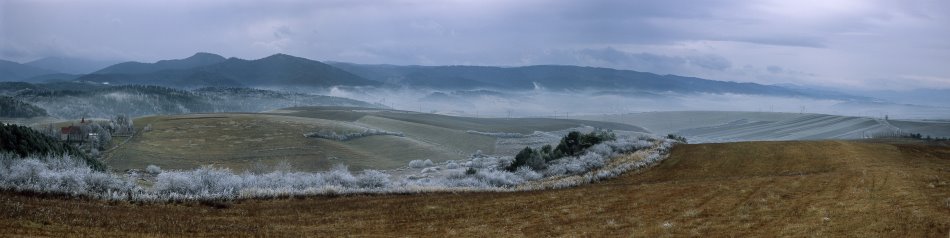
(2, 0), (949, 91)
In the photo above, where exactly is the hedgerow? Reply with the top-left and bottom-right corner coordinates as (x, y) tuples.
(0, 133), (679, 202)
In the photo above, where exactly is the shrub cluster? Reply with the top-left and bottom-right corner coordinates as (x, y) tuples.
(666, 134), (688, 143)
(304, 128), (404, 141)
(506, 130), (617, 171)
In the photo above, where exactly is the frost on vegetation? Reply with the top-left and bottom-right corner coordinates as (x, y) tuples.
(409, 159), (435, 169)
(0, 154), (136, 200)
(445, 161), (460, 169)
(145, 165), (162, 175)
(0, 134), (679, 202)
(304, 128), (403, 141)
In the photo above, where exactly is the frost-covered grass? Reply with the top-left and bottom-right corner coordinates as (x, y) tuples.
(0, 135), (678, 202)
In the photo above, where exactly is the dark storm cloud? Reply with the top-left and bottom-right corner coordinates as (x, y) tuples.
(1, 0), (948, 90)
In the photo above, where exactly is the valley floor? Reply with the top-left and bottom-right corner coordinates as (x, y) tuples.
(1, 140), (948, 237)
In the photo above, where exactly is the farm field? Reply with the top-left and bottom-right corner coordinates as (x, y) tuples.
(105, 106), (645, 172)
(1, 140), (947, 236)
(580, 111), (950, 143)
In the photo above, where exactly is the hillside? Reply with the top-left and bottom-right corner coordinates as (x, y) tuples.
(329, 62), (863, 100)
(25, 57), (118, 74)
(0, 123), (101, 170)
(1, 140), (946, 236)
(92, 52), (226, 74)
(579, 111), (950, 143)
(105, 107), (646, 171)
(0, 60), (57, 82)
(7, 84), (378, 119)
(77, 53), (381, 88)
(0, 96), (47, 118)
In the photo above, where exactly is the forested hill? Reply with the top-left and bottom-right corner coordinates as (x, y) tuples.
(77, 53), (381, 88)
(4, 83), (381, 119)
(0, 123), (102, 171)
(0, 96), (48, 118)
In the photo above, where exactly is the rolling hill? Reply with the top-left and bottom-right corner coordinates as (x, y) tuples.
(4, 83), (379, 120)
(25, 57), (118, 74)
(3, 140), (947, 236)
(77, 53), (382, 88)
(579, 111), (950, 143)
(328, 62), (866, 100)
(0, 59), (57, 82)
(92, 52), (226, 74)
(105, 106), (646, 172)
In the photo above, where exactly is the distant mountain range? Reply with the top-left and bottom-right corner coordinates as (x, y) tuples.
(26, 57), (120, 74)
(76, 53), (380, 88)
(328, 62), (867, 100)
(3, 52), (872, 100)
(92, 52), (226, 74)
(0, 60), (57, 82)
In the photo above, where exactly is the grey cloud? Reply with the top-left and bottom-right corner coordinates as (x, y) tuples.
(1, 0), (948, 90)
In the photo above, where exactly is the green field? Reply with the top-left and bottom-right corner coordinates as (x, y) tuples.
(105, 107), (646, 172)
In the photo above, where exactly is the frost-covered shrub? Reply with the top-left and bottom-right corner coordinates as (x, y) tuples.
(514, 166), (542, 181)
(153, 166), (242, 199)
(474, 169), (525, 187)
(421, 167), (439, 173)
(323, 164), (357, 187)
(408, 160), (425, 168)
(146, 165), (162, 175)
(0, 154), (134, 199)
(469, 156), (512, 169)
(445, 161), (460, 169)
(357, 170), (390, 188)
(423, 159), (434, 167)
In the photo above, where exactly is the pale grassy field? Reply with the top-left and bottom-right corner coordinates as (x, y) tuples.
(106, 107), (639, 172)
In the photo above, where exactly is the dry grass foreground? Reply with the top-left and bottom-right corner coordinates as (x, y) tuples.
(1, 140), (948, 237)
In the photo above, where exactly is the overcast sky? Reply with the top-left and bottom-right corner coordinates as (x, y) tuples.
(2, 0), (948, 91)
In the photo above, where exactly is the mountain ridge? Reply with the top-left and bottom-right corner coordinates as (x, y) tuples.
(77, 53), (380, 88)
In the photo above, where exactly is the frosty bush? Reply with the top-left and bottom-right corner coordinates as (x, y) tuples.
(409, 159), (435, 169)
(0, 154), (135, 199)
(408, 160), (425, 168)
(323, 164), (357, 187)
(357, 170), (390, 188)
(445, 161), (460, 169)
(146, 165), (162, 175)
(153, 166), (243, 200)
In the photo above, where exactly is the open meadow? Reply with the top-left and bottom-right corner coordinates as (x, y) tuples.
(105, 107), (645, 172)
